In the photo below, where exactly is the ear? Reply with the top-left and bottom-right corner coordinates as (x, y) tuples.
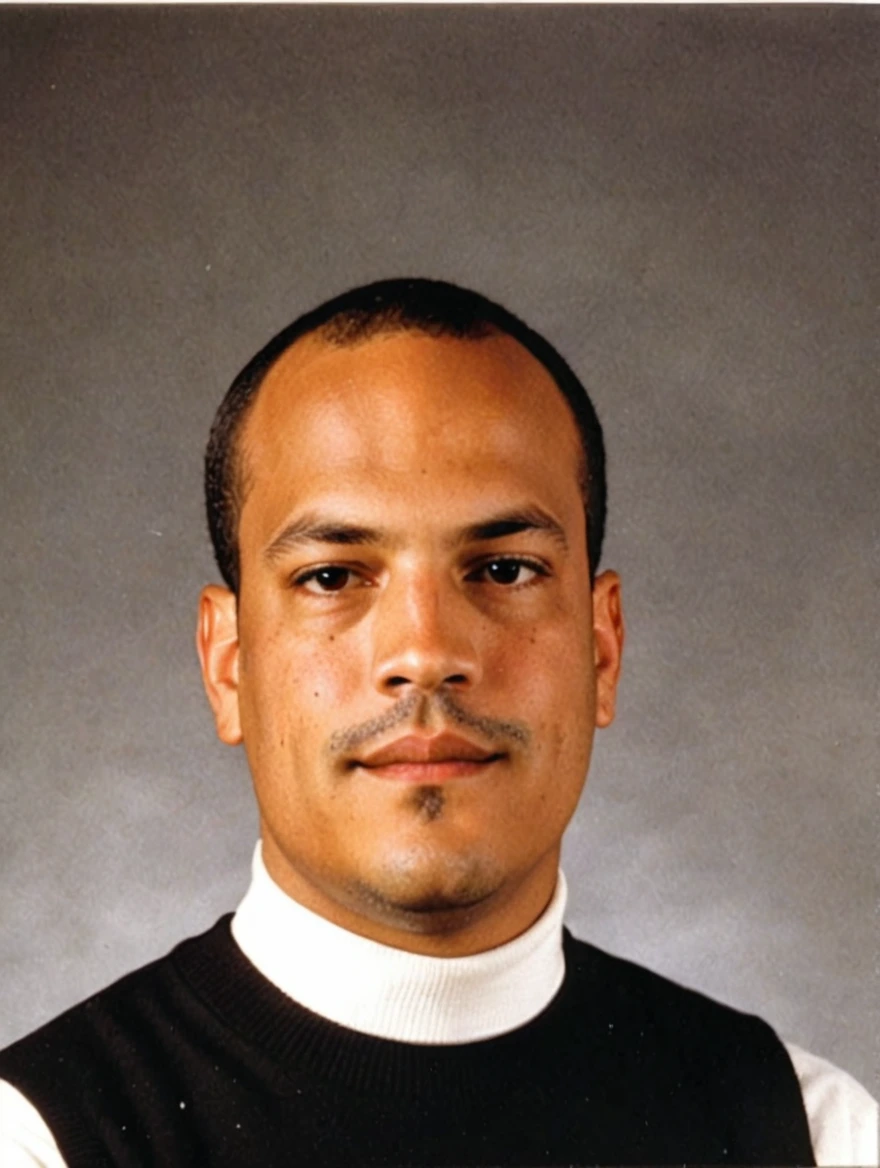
(591, 570), (624, 729)
(196, 585), (243, 745)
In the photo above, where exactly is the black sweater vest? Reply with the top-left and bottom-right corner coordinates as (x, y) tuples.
(0, 917), (815, 1166)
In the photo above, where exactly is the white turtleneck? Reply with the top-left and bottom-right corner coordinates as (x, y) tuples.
(230, 842), (567, 1045)
(1, 843), (877, 1167)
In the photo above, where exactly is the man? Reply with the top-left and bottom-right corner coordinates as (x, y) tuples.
(0, 279), (875, 1166)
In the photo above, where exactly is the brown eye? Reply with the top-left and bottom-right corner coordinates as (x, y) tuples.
(486, 559), (526, 585)
(298, 566), (354, 593)
(469, 557), (546, 586)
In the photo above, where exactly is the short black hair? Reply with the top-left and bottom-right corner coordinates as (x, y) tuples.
(205, 278), (606, 592)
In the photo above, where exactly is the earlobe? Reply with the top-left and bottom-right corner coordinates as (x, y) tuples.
(196, 585), (243, 746)
(591, 570), (624, 729)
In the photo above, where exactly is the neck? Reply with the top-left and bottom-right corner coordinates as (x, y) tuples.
(232, 841), (568, 1043)
(260, 832), (562, 957)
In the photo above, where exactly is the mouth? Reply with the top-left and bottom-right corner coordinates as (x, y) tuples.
(352, 732), (505, 783)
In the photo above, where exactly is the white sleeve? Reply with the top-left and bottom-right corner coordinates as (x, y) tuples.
(0, 1080), (68, 1168)
(786, 1042), (879, 1167)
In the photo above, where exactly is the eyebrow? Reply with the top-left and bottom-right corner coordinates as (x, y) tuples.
(264, 517), (384, 563)
(458, 508), (569, 550)
(263, 505), (568, 564)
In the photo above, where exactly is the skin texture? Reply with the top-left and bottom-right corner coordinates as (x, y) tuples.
(198, 330), (624, 956)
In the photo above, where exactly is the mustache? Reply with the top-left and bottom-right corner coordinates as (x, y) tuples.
(327, 689), (530, 757)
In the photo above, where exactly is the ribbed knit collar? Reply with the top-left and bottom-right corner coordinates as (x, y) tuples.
(231, 842), (567, 1045)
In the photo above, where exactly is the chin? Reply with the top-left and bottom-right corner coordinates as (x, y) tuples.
(348, 843), (505, 933)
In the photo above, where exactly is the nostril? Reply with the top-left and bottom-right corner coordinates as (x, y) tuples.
(383, 672), (468, 690)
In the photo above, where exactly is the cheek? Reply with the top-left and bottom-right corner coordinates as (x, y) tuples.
(510, 634), (596, 776)
(243, 628), (367, 741)
(298, 649), (359, 708)
(496, 620), (594, 705)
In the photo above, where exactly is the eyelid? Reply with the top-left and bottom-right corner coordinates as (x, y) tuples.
(465, 554), (551, 582)
(290, 562), (375, 592)
(290, 554), (551, 591)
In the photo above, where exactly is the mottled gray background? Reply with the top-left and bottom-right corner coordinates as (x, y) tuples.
(1, 5), (877, 1101)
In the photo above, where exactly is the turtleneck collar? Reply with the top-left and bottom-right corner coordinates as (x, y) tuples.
(231, 842), (567, 1045)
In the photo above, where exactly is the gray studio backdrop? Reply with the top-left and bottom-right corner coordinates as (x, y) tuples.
(2, 6), (877, 1100)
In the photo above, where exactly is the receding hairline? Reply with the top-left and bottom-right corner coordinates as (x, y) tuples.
(230, 319), (588, 518)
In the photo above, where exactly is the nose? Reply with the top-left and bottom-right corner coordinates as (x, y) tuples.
(371, 570), (481, 696)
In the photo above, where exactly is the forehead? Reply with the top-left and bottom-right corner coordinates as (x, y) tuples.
(237, 329), (584, 536)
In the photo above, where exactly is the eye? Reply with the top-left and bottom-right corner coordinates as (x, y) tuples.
(468, 557), (548, 587)
(294, 566), (361, 594)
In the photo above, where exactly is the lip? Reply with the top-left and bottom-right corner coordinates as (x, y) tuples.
(354, 733), (504, 781)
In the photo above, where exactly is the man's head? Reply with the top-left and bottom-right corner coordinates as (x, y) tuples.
(205, 279), (607, 594)
(197, 280), (623, 956)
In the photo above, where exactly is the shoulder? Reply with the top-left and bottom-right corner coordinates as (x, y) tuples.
(562, 931), (806, 1101)
(0, 916), (236, 1168)
(563, 930), (773, 1037)
(563, 932), (878, 1167)
(0, 1079), (68, 1168)
(0, 916), (234, 1108)
(786, 1043), (879, 1167)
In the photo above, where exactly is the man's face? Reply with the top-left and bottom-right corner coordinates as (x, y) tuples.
(199, 330), (622, 953)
